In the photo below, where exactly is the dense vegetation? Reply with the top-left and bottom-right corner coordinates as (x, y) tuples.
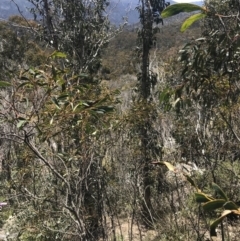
(0, 0), (240, 240)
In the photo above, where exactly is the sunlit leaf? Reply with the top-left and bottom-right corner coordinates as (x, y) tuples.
(17, 120), (27, 129)
(95, 106), (114, 113)
(181, 13), (206, 32)
(83, 102), (90, 107)
(29, 69), (35, 75)
(50, 51), (67, 59)
(152, 161), (175, 172)
(210, 210), (232, 237)
(49, 116), (54, 125)
(52, 97), (61, 109)
(232, 209), (240, 215)
(95, 110), (105, 114)
(161, 3), (204, 18)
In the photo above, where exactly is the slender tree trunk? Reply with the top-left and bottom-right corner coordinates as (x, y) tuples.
(139, 0), (154, 226)
(43, 0), (58, 49)
(138, 0), (166, 226)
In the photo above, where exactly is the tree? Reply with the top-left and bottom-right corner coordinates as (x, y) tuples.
(28, 0), (111, 73)
(135, 0), (168, 226)
(158, 1), (240, 238)
(0, 1), (119, 240)
(0, 55), (117, 240)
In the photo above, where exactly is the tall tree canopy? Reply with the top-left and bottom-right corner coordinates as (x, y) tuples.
(28, 0), (111, 73)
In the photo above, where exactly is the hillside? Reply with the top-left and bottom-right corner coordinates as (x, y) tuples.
(101, 16), (201, 79)
(1, 1), (240, 241)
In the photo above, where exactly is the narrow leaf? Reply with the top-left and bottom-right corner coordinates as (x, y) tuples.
(161, 3), (204, 18)
(20, 76), (29, 81)
(0, 81), (11, 87)
(152, 161), (175, 172)
(57, 94), (69, 100)
(202, 199), (226, 212)
(96, 106), (114, 113)
(17, 82), (32, 89)
(232, 209), (240, 215)
(224, 201), (239, 210)
(181, 13), (206, 32)
(73, 102), (85, 112)
(184, 174), (198, 190)
(195, 192), (213, 203)
(210, 210), (232, 237)
(52, 97), (61, 109)
(212, 183), (228, 201)
(50, 51), (67, 59)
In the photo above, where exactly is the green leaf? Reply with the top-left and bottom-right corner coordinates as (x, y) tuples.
(50, 51), (67, 59)
(52, 97), (61, 109)
(57, 94), (69, 100)
(161, 3), (204, 18)
(184, 174), (198, 190)
(195, 192), (213, 203)
(0, 81), (11, 87)
(17, 82), (32, 89)
(224, 201), (239, 210)
(210, 210), (232, 237)
(212, 183), (228, 201)
(20, 76), (29, 81)
(202, 199), (226, 212)
(181, 13), (206, 32)
(159, 88), (172, 102)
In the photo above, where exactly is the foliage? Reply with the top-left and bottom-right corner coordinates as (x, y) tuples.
(28, 0), (113, 73)
(157, 0), (240, 239)
(0, 51), (117, 240)
(162, 3), (206, 32)
(2, 0), (240, 240)
(0, 16), (49, 80)
(160, 161), (240, 239)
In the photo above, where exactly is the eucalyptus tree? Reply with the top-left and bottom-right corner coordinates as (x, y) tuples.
(28, 0), (111, 73)
(0, 1), (121, 240)
(162, 0), (240, 196)
(0, 54), (117, 240)
(135, 0), (169, 226)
